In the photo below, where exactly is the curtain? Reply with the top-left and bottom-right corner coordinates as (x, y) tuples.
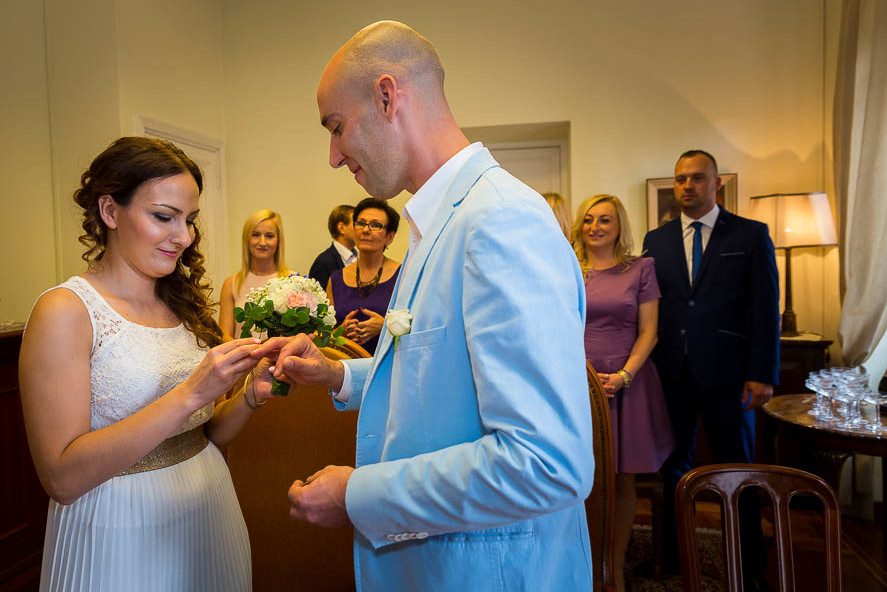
(834, 0), (887, 370)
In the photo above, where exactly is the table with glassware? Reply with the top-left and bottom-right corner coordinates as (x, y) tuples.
(763, 367), (887, 540)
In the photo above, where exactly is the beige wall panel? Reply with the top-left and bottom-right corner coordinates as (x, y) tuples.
(221, 0), (837, 344)
(0, 0), (56, 322)
(45, 0), (122, 283)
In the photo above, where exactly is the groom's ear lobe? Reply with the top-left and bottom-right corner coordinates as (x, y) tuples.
(375, 75), (397, 121)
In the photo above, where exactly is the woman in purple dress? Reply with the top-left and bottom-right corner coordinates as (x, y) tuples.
(327, 197), (400, 354)
(571, 194), (675, 592)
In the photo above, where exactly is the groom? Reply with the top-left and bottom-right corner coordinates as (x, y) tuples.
(256, 21), (594, 591)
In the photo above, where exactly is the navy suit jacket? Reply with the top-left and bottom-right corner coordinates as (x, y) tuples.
(642, 209), (780, 388)
(309, 242), (346, 290)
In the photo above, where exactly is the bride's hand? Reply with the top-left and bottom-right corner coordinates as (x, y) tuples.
(248, 357), (277, 405)
(183, 338), (262, 406)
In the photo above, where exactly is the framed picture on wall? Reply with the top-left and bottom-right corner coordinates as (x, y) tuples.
(646, 173), (738, 230)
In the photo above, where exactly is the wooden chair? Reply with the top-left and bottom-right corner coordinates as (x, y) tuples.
(584, 361), (617, 592)
(675, 463), (842, 592)
(328, 336), (371, 359)
(226, 345), (369, 591)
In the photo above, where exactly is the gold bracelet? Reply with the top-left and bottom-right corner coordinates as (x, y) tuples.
(617, 369), (633, 388)
(244, 370), (266, 410)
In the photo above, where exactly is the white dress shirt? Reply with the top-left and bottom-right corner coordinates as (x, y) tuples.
(681, 204), (720, 284)
(333, 142), (485, 402)
(333, 239), (358, 267)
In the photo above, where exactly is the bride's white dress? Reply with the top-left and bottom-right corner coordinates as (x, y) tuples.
(38, 277), (251, 591)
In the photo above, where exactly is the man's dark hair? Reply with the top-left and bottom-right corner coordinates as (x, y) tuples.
(328, 204), (355, 238)
(678, 149), (718, 174)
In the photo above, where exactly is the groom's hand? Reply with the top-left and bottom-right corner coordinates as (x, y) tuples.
(288, 465), (354, 528)
(250, 335), (345, 391)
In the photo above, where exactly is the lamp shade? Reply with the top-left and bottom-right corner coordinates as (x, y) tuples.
(747, 192), (837, 248)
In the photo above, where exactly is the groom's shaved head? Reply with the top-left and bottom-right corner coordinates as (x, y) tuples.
(327, 21), (445, 101)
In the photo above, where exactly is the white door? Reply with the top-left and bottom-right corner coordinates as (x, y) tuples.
(488, 143), (567, 197)
(135, 117), (228, 305)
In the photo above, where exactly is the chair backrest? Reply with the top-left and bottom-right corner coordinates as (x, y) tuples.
(675, 463), (842, 592)
(328, 336), (371, 360)
(226, 346), (367, 590)
(584, 361), (617, 592)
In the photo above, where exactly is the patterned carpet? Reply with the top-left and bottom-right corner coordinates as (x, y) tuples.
(625, 525), (726, 592)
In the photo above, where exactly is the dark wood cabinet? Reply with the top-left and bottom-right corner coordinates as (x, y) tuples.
(1, 329), (47, 591)
(775, 337), (833, 396)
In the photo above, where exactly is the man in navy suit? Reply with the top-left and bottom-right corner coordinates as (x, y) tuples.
(309, 204), (357, 289)
(643, 150), (779, 590)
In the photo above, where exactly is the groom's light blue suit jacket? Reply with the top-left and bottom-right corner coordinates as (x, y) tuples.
(338, 149), (594, 591)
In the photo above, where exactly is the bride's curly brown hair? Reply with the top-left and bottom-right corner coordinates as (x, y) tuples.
(74, 137), (223, 348)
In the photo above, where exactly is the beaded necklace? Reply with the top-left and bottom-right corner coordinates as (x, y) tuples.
(355, 259), (384, 298)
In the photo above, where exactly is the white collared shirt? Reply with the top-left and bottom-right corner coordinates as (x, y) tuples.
(334, 141), (485, 402)
(333, 239), (357, 266)
(402, 142), (484, 264)
(681, 204), (720, 284)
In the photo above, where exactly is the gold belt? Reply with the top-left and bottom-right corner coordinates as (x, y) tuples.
(118, 426), (209, 476)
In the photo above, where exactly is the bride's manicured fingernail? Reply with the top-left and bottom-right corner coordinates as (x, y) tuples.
(269, 366), (276, 373)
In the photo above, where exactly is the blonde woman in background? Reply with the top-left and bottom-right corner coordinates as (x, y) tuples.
(220, 210), (290, 340)
(543, 192), (572, 238)
(572, 194), (674, 592)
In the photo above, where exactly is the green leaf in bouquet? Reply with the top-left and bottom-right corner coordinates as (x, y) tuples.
(316, 303), (328, 316)
(239, 320), (255, 338)
(249, 305), (267, 321)
(330, 325), (347, 346)
(234, 307), (245, 323)
(263, 300), (274, 313)
(294, 308), (310, 324)
(281, 309), (299, 327)
(270, 377), (290, 396)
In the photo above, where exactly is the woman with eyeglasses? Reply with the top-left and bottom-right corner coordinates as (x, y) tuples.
(327, 197), (401, 354)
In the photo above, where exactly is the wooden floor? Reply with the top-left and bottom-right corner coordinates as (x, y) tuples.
(634, 499), (887, 590)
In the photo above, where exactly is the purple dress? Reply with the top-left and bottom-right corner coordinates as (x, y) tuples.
(330, 266), (400, 355)
(584, 257), (675, 474)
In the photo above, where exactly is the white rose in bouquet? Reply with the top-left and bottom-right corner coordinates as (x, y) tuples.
(266, 281), (290, 314)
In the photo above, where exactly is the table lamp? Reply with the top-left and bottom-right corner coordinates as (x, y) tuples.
(747, 192), (838, 336)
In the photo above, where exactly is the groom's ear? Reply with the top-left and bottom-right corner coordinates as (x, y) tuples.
(374, 75), (397, 122)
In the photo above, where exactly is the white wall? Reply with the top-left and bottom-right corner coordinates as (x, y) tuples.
(220, 0), (840, 352)
(1, 0), (842, 357)
(0, 0), (58, 321)
(0, 0), (229, 324)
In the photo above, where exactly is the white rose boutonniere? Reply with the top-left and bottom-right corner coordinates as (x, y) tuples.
(387, 309), (412, 348)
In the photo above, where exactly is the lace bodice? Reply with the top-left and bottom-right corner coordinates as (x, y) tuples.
(49, 277), (213, 434)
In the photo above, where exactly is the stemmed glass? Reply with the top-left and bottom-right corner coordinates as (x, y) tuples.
(861, 383), (887, 435)
(806, 370), (835, 421)
(831, 367), (869, 429)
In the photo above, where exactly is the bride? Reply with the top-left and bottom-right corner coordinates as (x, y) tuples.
(19, 137), (274, 591)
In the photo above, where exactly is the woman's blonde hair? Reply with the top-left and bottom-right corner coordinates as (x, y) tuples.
(570, 194), (636, 276)
(235, 209), (290, 292)
(542, 192), (572, 238)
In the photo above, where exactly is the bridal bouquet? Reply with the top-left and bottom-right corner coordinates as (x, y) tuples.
(234, 274), (344, 395)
